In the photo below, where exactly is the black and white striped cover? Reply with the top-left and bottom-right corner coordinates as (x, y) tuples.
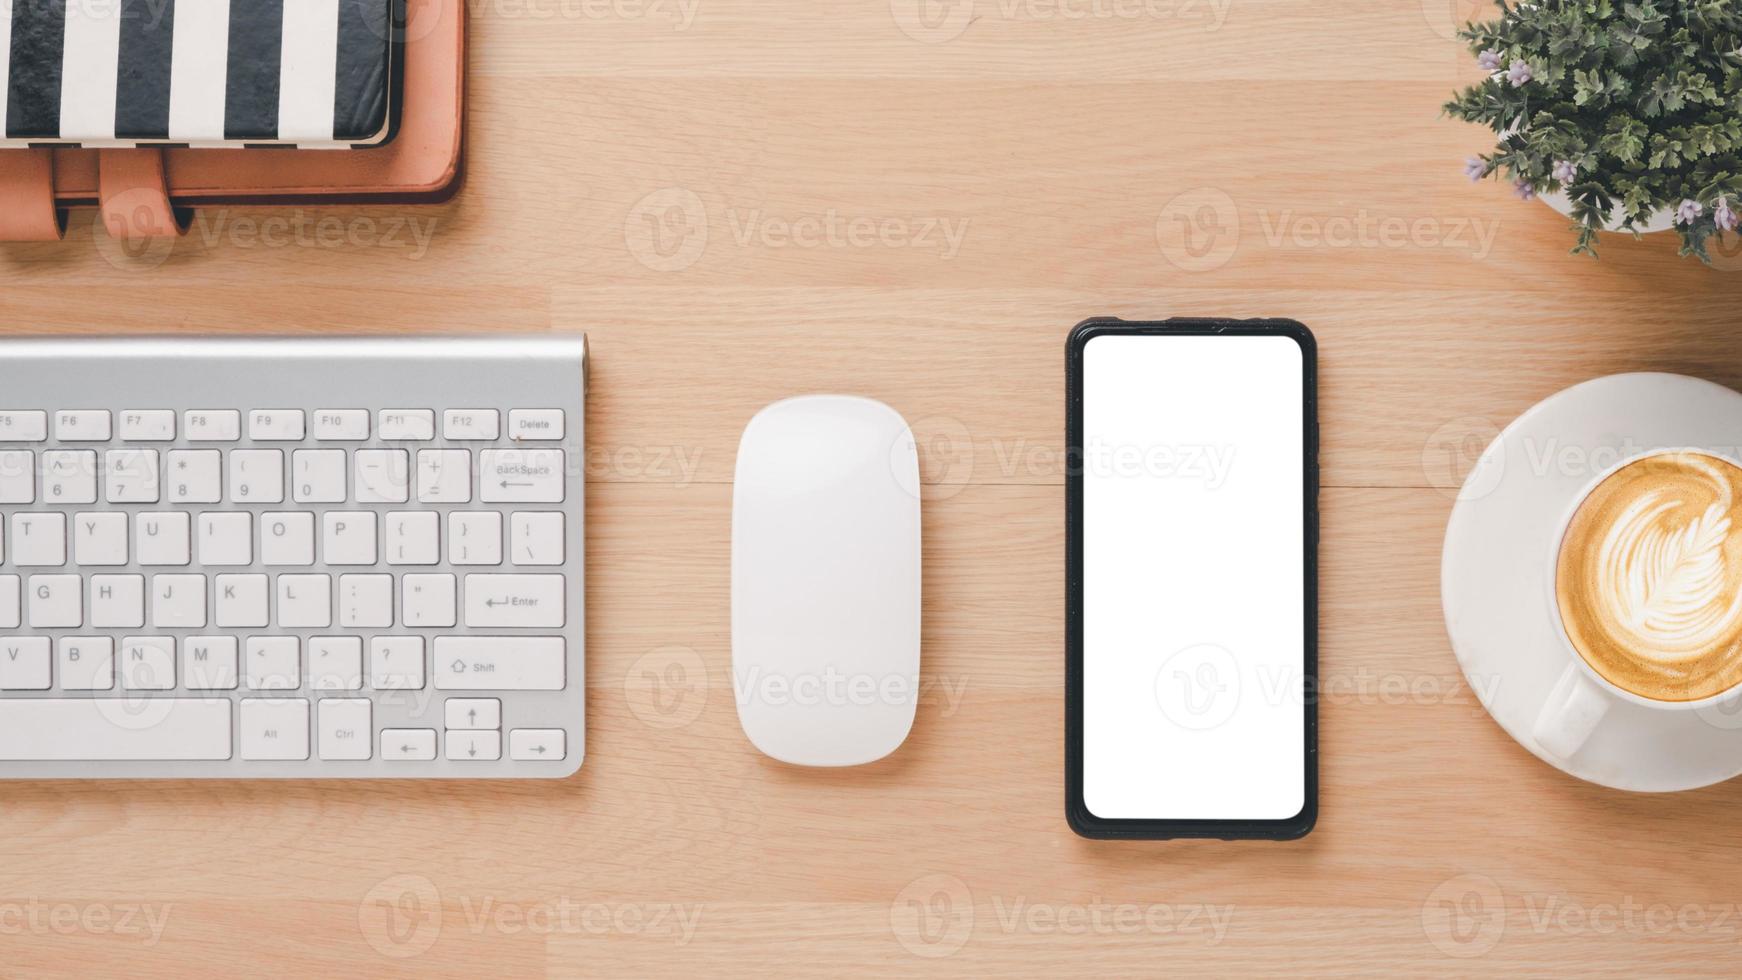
(1, 0), (396, 149)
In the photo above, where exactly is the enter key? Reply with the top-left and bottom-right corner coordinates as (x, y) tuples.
(463, 574), (566, 628)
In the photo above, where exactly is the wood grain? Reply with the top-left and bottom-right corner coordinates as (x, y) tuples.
(3, 0), (1742, 974)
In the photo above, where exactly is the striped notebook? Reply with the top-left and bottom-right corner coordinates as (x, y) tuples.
(1, 0), (399, 149)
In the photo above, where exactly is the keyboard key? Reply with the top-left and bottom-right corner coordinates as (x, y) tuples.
(312, 410), (369, 441)
(463, 574), (565, 628)
(90, 574), (145, 628)
(249, 410), (305, 441)
(310, 636), (364, 690)
(29, 574), (81, 626)
(240, 699), (310, 760)
(416, 449), (471, 503)
(57, 637), (114, 690)
(508, 409), (564, 441)
(323, 512), (378, 565)
(448, 512), (501, 565)
(261, 512), (316, 566)
(355, 449), (411, 504)
(152, 574), (207, 628)
(292, 449), (347, 503)
(0, 410), (48, 441)
(369, 636), (425, 690)
(379, 410), (435, 441)
(166, 450), (222, 503)
(510, 729), (566, 762)
(382, 728), (437, 760)
(480, 449), (565, 503)
(183, 636), (238, 690)
(199, 513), (253, 566)
(245, 637), (300, 690)
(0, 576), (19, 628)
(338, 574), (393, 628)
(119, 410), (175, 441)
(510, 512), (564, 565)
(118, 637), (175, 690)
(184, 410), (241, 441)
(0, 699), (232, 760)
(443, 409), (499, 440)
(446, 730), (501, 761)
(104, 449), (160, 503)
(74, 512), (128, 565)
(56, 410), (111, 442)
(135, 512), (191, 565)
(0, 450), (34, 502)
(277, 574), (332, 628)
(228, 450), (284, 503)
(12, 514), (66, 566)
(445, 698), (500, 730)
(402, 574), (456, 628)
(318, 699), (372, 760)
(43, 449), (98, 503)
(385, 512), (440, 565)
(434, 637), (565, 690)
(0, 637), (50, 689)
(215, 574), (269, 628)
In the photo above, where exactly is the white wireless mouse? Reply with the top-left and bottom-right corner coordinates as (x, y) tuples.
(731, 395), (922, 766)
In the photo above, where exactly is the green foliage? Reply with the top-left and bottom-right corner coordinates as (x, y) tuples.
(1444, 0), (1742, 260)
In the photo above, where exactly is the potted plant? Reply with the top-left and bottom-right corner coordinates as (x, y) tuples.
(1444, 1), (1742, 261)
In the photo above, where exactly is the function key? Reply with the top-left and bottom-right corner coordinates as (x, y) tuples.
(56, 410), (111, 442)
(0, 411), (47, 442)
(312, 410), (370, 441)
(508, 409), (564, 441)
(185, 410), (241, 441)
(119, 410), (175, 441)
(443, 409), (499, 440)
(250, 409), (306, 441)
(379, 410), (435, 441)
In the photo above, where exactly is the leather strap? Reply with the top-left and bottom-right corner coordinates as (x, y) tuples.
(98, 149), (191, 240)
(0, 149), (67, 241)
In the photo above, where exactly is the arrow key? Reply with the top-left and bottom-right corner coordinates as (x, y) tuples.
(381, 728), (437, 761)
(510, 729), (566, 762)
(446, 730), (500, 761)
(444, 697), (501, 731)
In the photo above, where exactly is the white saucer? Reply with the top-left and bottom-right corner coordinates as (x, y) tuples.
(1441, 373), (1742, 792)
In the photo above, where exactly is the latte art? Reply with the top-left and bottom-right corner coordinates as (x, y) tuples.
(1556, 452), (1742, 702)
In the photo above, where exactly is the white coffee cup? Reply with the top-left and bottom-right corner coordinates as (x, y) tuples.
(1532, 447), (1742, 758)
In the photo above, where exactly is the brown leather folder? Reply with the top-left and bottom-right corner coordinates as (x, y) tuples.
(0, 0), (463, 243)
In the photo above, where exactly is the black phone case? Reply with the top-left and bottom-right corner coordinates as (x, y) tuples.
(1065, 316), (1319, 841)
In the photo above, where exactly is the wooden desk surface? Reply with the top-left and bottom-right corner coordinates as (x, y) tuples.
(4, 1), (1742, 975)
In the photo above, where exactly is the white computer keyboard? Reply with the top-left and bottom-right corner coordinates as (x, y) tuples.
(0, 336), (586, 778)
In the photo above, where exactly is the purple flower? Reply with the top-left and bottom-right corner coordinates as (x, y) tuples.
(1464, 156), (1487, 182)
(1552, 159), (1578, 184)
(1514, 179), (1536, 201)
(1478, 48), (1504, 71)
(1676, 199), (1705, 225)
(1507, 59), (1533, 86)
(1716, 198), (1738, 233)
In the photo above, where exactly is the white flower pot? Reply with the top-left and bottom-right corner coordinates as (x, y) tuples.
(1538, 188), (1676, 234)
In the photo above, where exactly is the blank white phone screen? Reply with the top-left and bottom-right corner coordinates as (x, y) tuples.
(1082, 334), (1305, 821)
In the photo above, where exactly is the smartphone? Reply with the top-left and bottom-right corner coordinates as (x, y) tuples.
(1066, 317), (1317, 840)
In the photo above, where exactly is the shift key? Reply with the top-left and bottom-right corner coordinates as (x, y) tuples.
(435, 637), (566, 690)
(464, 574), (566, 628)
